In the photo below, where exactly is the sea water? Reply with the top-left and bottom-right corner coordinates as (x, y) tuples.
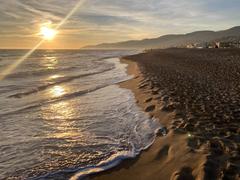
(0, 50), (161, 179)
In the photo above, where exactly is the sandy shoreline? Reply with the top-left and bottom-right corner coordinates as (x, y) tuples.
(91, 55), (202, 180)
(91, 49), (240, 180)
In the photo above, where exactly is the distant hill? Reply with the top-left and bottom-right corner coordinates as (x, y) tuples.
(83, 26), (240, 49)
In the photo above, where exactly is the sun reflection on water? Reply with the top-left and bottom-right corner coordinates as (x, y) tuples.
(51, 85), (66, 97)
(49, 74), (62, 79)
(42, 56), (58, 70)
(41, 101), (82, 140)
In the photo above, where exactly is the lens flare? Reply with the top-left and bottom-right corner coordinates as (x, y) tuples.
(0, 40), (44, 81)
(0, 0), (86, 81)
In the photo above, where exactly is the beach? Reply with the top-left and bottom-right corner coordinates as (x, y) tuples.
(92, 48), (240, 180)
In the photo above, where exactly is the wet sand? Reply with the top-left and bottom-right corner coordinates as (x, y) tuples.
(91, 48), (240, 180)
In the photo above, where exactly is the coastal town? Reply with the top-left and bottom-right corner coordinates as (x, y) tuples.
(186, 39), (240, 49)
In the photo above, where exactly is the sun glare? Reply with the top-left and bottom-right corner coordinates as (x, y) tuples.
(0, 0), (86, 81)
(40, 26), (57, 40)
(51, 85), (65, 97)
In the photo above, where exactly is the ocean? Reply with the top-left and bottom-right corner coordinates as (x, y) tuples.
(0, 50), (161, 179)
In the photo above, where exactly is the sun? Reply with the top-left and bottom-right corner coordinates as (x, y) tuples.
(40, 26), (57, 40)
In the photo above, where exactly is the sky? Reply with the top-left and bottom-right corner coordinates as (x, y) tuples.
(0, 0), (240, 49)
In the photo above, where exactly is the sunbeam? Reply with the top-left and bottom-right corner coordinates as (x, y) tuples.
(0, 40), (44, 81)
(0, 0), (86, 81)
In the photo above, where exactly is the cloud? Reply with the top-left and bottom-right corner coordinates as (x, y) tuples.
(0, 0), (240, 48)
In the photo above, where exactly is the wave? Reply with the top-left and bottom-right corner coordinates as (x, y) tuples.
(2, 75), (131, 117)
(8, 67), (114, 98)
(30, 121), (162, 180)
(5, 66), (77, 79)
(2, 86), (108, 116)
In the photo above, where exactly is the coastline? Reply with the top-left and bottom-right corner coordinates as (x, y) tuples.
(92, 49), (240, 180)
(91, 57), (206, 180)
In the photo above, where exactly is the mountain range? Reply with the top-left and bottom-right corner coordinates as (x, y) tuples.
(83, 26), (240, 49)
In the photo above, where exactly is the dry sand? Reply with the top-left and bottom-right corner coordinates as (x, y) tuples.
(91, 48), (240, 180)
